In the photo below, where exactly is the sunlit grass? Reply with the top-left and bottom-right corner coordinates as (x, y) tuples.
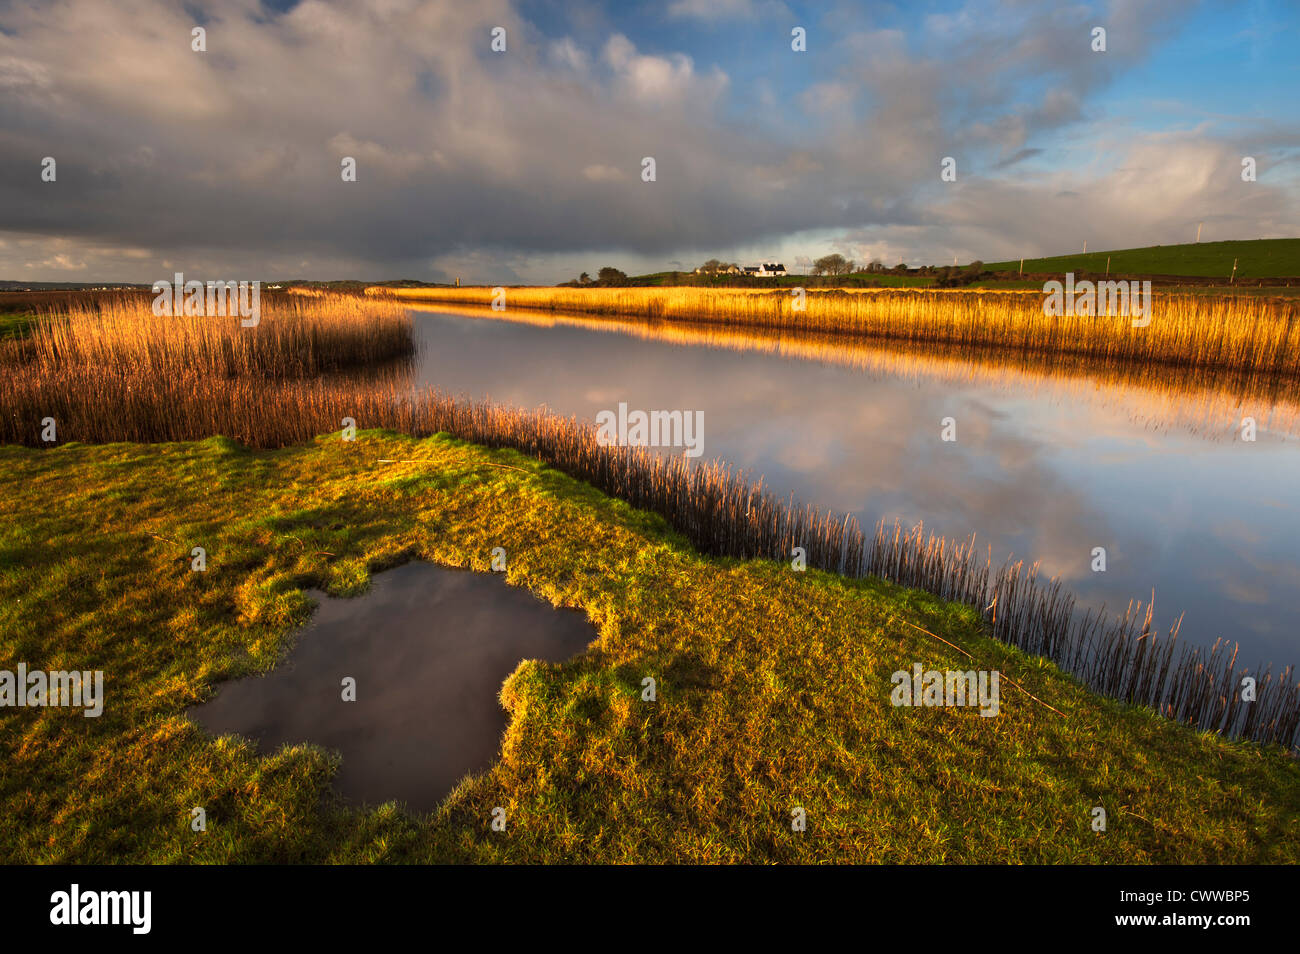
(1, 432), (1297, 863)
(983, 238), (1300, 281)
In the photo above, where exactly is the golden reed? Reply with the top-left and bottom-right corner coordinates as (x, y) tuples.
(25, 290), (412, 378)
(382, 285), (1300, 379)
(403, 301), (1300, 439)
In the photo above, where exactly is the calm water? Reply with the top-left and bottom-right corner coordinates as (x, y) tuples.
(407, 307), (1300, 670)
(189, 562), (595, 811)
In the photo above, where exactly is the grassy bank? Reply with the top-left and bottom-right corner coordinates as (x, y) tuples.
(984, 238), (1300, 281)
(2, 432), (1298, 863)
(381, 286), (1300, 379)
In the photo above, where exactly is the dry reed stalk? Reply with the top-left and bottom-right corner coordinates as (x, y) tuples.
(28, 291), (413, 379)
(405, 301), (1300, 440)
(385, 286), (1300, 379)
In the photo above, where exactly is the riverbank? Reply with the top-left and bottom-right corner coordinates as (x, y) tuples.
(402, 301), (1300, 439)
(380, 286), (1300, 380)
(2, 433), (1297, 863)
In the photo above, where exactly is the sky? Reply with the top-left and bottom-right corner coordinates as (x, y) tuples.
(1, 0), (1297, 283)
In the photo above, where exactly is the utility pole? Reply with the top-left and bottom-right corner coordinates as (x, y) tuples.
(1196, 222), (1203, 243)
(1019, 257), (1024, 277)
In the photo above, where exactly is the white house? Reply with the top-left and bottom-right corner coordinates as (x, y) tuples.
(694, 262), (785, 276)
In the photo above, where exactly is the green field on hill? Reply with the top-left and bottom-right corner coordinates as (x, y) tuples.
(616, 239), (1300, 288)
(982, 239), (1300, 280)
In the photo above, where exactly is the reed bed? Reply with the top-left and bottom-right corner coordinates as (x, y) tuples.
(0, 288), (134, 318)
(407, 301), (1300, 439)
(5, 290), (1297, 749)
(384, 285), (1300, 379)
(27, 291), (414, 378)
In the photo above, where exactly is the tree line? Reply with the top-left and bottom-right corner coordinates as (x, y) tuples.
(559, 257), (989, 287)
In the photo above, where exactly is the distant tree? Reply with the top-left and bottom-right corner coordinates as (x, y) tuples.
(867, 259), (884, 274)
(699, 258), (724, 275)
(579, 271), (591, 284)
(966, 260), (984, 275)
(813, 253), (855, 276)
(597, 266), (628, 285)
(894, 263), (908, 274)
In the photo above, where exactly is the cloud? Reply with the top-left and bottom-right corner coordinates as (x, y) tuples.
(549, 37), (590, 72)
(666, 0), (790, 20)
(581, 164), (627, 183)
(993, 148), (1044, 169)
(0, 0), (1293, 283)
(27, 252), (86, 271)
(602, 33), (728, 107)
(0, 54), (52, 92)
(811, 126), (1299, 268)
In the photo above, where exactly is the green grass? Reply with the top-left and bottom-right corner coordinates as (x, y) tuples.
(620, 239), (1300, 289)
(2, 432), (1297, 863)
(0, 313), (36, 340)
(983, 238), (1300, 280)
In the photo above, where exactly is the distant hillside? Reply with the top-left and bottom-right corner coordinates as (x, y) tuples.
(982, 239), (1300, 280)
(0, 279), (436, 292)
(0, 281), (149, 291)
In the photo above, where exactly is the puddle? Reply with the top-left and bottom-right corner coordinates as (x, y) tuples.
(189, 561), (596, 813)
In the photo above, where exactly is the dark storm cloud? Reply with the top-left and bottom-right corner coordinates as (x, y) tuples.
(1, 0), (920, 276)
(0, 0), (1294, 281)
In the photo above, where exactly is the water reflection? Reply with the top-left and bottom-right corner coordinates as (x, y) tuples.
(189, 562), (596, 812)
(407, 303), (1300, 440)
(396, 305), (1300, 668)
